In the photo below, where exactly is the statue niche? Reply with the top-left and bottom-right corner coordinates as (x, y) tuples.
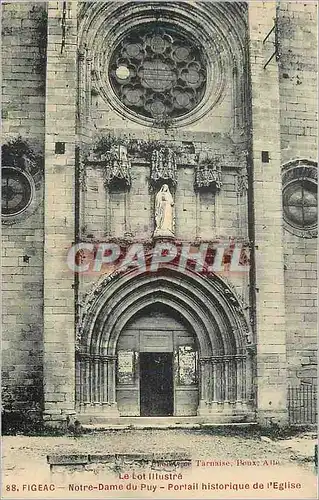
(153, 184), (175, 238)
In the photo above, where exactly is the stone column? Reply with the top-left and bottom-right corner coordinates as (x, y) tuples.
(236, 356), (243, 401)
(107, 356), (120, 416)
(224, 358), (230, 402)
(248, 2), (288, 425)
(79, 356), (84, 406)
(101, 357), (109, 405)
(84, 356), (91, 405)
(43, 1), (78, 426)
(197, 357), (212, 415)
(93, 357), (100, 404)
(211, 357), (224, 411)
(235, 355), (246, 410)
(212, 360), (218, 402)
(213, 358), (224, 403)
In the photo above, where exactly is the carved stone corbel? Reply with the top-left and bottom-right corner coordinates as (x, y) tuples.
(150, 147), (177, 186)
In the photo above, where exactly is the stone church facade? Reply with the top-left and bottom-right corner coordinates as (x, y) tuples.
(2, 1), (317, 427)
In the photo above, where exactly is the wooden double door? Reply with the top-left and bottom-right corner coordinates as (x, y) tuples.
(115, 310), (199, 417)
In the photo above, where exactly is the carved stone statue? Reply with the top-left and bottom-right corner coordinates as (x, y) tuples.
(154, 184), (175, 238)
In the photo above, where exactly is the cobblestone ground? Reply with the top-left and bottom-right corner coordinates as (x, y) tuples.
(2, 429), (317, 499)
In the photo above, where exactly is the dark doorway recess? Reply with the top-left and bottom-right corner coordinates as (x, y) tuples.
(140, 352), (174, 416)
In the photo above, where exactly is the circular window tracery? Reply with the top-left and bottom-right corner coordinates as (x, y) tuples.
(1, 167), (33, 217)
(283, 180), (317, 229)
(108, 24), (207, 122)
(282, 160), (318, 238)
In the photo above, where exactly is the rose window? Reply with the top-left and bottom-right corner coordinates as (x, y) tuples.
(108, 24), (207, 121)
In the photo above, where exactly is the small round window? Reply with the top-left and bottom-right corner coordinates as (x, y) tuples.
(283, 180), (317, 230)
(1, 167), (33, 217)
(108, 24), (207, 121)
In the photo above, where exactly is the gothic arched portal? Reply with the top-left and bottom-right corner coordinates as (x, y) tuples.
(76, 264), (255, 422)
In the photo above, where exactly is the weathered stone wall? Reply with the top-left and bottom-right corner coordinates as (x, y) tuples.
(279, 1), (317, 163)
(278, 1), (317, 385)
(2, 3), (46, 148)
(1, 2), (46, 413)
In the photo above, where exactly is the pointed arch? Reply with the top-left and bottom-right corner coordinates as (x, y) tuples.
(79, 264), (252, 356)
(76, 264), (254, 421)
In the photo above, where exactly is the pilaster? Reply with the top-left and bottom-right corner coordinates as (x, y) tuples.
(248, 2), (288, 426)
(43, 1), (78, 425)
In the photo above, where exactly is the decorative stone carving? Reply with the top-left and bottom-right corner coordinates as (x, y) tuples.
(237, 170), (248, 196)
(195, 158), (222, 191)
(151, 147), (177, 186)
(154, 184), (175, 238)
(86, 145), (131, 189)
(105, 145), (131, 188)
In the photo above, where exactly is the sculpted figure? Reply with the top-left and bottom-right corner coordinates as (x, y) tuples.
(154, 184), (175, 237)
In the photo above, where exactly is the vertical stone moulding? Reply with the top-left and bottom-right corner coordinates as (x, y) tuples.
(43, 1), (78, 427)
(248, 1), (288, 426)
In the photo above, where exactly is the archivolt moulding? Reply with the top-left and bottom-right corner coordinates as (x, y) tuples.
(77, 261), (252, 360)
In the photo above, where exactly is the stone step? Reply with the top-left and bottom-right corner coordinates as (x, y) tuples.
(79, 415), (257, 429)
